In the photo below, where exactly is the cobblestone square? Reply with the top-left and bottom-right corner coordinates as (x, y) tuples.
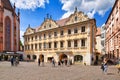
(0, 62), (120, 80)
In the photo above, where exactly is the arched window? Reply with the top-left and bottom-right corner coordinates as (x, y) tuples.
(32, 55), (37, 60)
(74, 55), (83, 62)
(5, 16), (11, 51)
(27, 55), (31, 59)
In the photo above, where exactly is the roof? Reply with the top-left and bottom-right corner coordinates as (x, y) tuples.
(56, 18), (69, 26)
(105, 0), (118, 24)
(96, 27), (101, 36)
(0, 0), (13, 11)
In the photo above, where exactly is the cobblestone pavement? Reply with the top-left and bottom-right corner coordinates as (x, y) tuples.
(0, 62), (120, 80)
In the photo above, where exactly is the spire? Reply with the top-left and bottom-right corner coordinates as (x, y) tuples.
(46, 13), (49, 19)
(14, 3), (16, 10)
(28, 24), (30, 28)
(74, 7), (77, 13)
(50, 15), (52, 19)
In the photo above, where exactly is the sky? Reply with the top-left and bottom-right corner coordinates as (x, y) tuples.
(9, 0), (115, 43)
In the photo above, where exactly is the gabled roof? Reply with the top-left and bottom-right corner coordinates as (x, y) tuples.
(1, 0), (13, 11)
(56, 18), (69, 26)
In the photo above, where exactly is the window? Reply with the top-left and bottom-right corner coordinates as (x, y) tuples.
(81, 39), (85, 47)
(44, 43), (46, 48)
(48, 42), (51, 48)
(81, 26), (85, 32)
(60, 41), (64, 48)
(31, 44), (33, 50)
(35, 36), (37, 40)
(44, 26), (46, 29)
(68, 40), (71, 47)
(74, 40), (78, 47)
(35, 44), (37, 50)
(54, 32), (57, 37)
(44, 34), (46, 39)
(101, 33), (104, 38)
(54, 42), (57, 48)
(39, 43), (42, 49)
(74, 28), (78, 33)
(60, 30), (64, 36)
(31, 37), (33, 41)
(49, 24), (51, 28)
(68, 29), (71, 34)
(49, 33), (51, 38)
(75, 16), (77, 21)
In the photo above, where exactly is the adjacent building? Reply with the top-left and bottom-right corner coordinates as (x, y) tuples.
(0, 0), (20, 52)
(95, 28), (101, 64)
(105, 0), (120, 60)
(24, 9), (97, 65)
(101, 25), (106, 55)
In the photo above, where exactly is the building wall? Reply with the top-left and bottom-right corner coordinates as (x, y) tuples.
(0, 1), (20, 52)
(106, 0), (120, 60)
(3, 9), (13, 51)
(24, 11), (96, 65)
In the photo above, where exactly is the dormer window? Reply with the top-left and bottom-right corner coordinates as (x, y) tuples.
(49, 24), (51, 28)
(75, 16), (77, 21)
(44, 26), (46, 29)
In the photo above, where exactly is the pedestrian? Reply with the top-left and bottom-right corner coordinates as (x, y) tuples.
(103, 61), (108, 74)
(15, 57), (19, 66)
(38, 58), (40, 66)
(101, 62), (104, 73)
(101, 59), (108, 74)
(58, 60), (61, 66)
(10, 56), (14, 66)
(52, 57), (55, 67)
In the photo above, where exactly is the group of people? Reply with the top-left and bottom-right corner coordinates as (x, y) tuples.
(101, 59), (108, 74)
(38, 57), (72, 67)
(10, 57), (19, 66)
(38, 58), (44, 66)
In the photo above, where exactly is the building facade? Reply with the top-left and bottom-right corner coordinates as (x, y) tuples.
(24, 9), (97, 65)
(106, 0), (120, 60)
(101, 25), (106, 55)
(95, 28), (101, 64)
(0, 0), (20, 52)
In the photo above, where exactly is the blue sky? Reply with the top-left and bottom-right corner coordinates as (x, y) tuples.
(10, 0), (115, 42)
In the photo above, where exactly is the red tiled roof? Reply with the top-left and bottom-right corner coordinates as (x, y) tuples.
(56, 18), (69, 26)
(1, 0), (13, 11)
(96, 27), (101, 36)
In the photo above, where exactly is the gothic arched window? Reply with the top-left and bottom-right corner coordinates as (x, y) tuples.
(5, 16), (11, 51)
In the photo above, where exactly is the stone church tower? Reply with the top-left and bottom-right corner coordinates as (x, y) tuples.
(0, 0), (20, 52)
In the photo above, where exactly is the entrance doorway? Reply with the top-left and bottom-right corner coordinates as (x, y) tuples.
(39, 54), (44, 62)
(59, 53), (67, 61)
(74, 55), (83, 62)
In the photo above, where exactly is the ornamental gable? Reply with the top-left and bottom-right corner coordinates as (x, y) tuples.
(38, 19), (58, 31)
(66, 11), (89, 25)
(24, 27), (35, 35)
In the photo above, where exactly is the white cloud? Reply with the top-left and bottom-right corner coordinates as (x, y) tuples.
(10, 0), (49, 10)
(20, 30), (25, 44)
(60, 0), (115, 19)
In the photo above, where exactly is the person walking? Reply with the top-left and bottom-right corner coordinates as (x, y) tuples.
(38, 58), (40, 66)
(10, 56), (14, 66)
(52, 57), (55, 67)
